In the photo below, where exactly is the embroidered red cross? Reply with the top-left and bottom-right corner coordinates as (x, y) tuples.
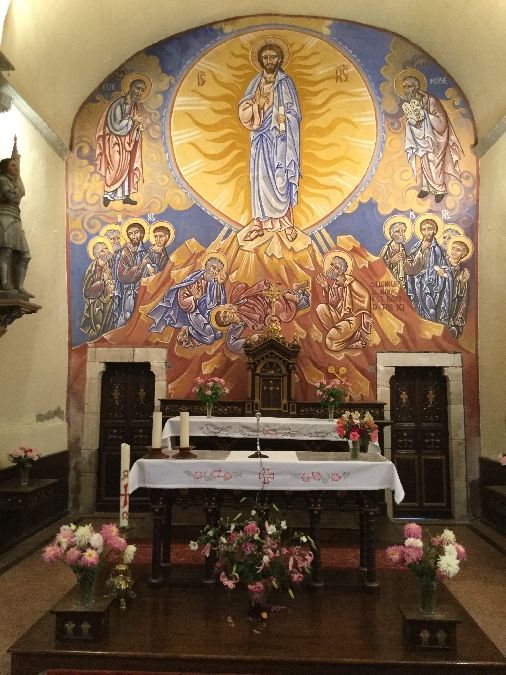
(259, 468), (274, 485)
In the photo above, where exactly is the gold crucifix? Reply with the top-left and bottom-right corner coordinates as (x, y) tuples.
(263, 281), (283, 339)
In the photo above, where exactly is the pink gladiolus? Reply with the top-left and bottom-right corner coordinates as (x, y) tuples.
(65, 548), (82, 565)
(202, 542), (211, 557)
(349, 430), (360, 441)
(243, 522), (260, 536)
(385, 545), (405, 565)
(248, 582), (264, 594)
(454, 544), (467, 561)
(404, 546), (424, 564)
(403, 523), (423, 539)
(100, 523), (120, 543)
(81, 548), (100, 567)
(291, 572), (304, 583)
(42, 543), (63, 563)
(220, 572), (237, 589)
(242, 542), (256, 555)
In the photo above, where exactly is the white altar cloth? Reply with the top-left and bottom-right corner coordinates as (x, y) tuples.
(161, 415), (380, 453)
(129, 450), (404, 504)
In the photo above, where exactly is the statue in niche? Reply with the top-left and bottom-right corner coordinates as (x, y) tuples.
(0, 137), (33, 298)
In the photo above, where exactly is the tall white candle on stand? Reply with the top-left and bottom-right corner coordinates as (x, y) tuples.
(180, 411), (190, 447)
(120, 443), (130, 528)
(151, 411), (163, 448)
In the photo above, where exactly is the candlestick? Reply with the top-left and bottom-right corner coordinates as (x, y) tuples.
(120, 443), (130, 528)
(279, 105), (286, 133)
(180, 411), (190, 447)
(151, 411), (163, 448)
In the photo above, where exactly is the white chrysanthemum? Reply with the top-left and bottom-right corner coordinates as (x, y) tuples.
(123, 544), (136, 564)
(89, 532), (104, 552)
(444, 544), (457, 558)
(440, 528), (456, 544)
(189, 541), (198, 551)
(405, 537), (424, 548)
(266, 523), (276, 535)
(437, 554), (460, 578)
(74, 525), (92, 548)
(281, 520), (287, 529)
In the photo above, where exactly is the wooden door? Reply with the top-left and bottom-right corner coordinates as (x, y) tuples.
(390, 367), (451, 519)
(96, 362), (154, 511)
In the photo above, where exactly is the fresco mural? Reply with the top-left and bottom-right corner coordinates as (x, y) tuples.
(67, 15), (477, 404)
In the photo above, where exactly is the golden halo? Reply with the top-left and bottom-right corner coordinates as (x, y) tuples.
(383, 215), (413, 241)
(443, 224), (465, 239)
(121, 73), (153, 101)
(149, 221), (175, 247)
(413, 213), (444, 242)
(250, 35), (291, 71)
(447, 235), (474, 262)
(201, 251), (228, 271)
(87, 236), (114, 260)
(100, 223), (125, 245)
(323, 250), (354, 275)
(210, 305), (231, 332)
(395, 68), (427, 98)
(121, 217), (149, 243)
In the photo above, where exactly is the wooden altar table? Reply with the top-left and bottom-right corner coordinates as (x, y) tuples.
(129, 450), (404, 592)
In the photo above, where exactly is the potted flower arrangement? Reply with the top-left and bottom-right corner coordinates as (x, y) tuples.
(386, 523), (466, 614)
(315, 378), (350, 421)
(498, 452), (506, 465)
(42, 522), (136, 607)
(189, 510), (314, 619)
(335, 411), (379, 460)
(192, 376), (229, 418)
(9, 446), (40, 486)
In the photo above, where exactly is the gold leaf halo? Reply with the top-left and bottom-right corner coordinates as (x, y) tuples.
(210, 306), (231, 332)
(322, 250), (354, 275)
(121, 217), (150, 243)
(100, 223), (125, 245)
(383, 215), (413, 241)
(201, 251), (229, 271)
(443, 223), (464, 238)
(149, 221), (175, 247)
(413, 213), (444, 241)
(250, 35), (291, 71)
(121, 73), (153, 101)
(394, 68), (427, 98)
(87, 235), (114, 260)
(447, 235), (474, 261)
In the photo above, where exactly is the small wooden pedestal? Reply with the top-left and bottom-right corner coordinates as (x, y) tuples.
(51, 591), (114, 643)
(399, 604), (462, 652)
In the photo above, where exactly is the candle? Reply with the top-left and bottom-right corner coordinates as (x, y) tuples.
(279, 105), (286, 133)
(180, 411), (190, 448)
(120, 443), (130, 528)
(151, 411), (163, 448)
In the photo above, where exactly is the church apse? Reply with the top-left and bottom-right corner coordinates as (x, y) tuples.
(67, 15), (477, 423)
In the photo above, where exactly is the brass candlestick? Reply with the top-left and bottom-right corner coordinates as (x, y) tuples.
(171, 445), (197, 459)
(106, 525), (136, 610)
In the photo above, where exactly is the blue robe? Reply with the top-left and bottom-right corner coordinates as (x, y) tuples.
(113, 241), (150, 329)
(405, 239), (453, 325)
(148, 270), (226, 345)
(239, 70), (301, 220)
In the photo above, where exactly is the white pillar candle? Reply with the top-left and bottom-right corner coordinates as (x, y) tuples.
(120, 443), (130, 528)
(151, 411), (163, 448)
(180, 411), (190, 448)
(279, 105), (286, 133)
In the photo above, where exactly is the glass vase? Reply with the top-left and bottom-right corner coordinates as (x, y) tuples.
(74, 568), (98, 607)
(327, 405), (335, 421)
(349, 439), (361, 461)
(247, 582), (269, 619)
(418, 577), (439, 615)
(206, 402), (213, 418)
(19, 467), (30, 487)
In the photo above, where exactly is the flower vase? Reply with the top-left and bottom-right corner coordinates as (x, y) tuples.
(418, 578), (439, 615)
(327, 405), (335, 422)
(19, 467), (30, 487)
(349, 439), (361, 461)
(74, 568), (97, 607)
(247, 582), (269, 620)
(206, 402), (213, 418)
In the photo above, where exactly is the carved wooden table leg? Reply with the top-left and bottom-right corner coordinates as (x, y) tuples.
(149, 489), (166, 588)
(161, 494), (173, 578)
(308, 491), (324, 587)
(203, 489), (220, 584)
(360, 492), (380, 593)
(358, 492), (367, 572)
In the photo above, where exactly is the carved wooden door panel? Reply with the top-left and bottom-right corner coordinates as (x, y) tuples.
(391, 367), (451, 519)
(259, 361), (283, 412)
(97, 362), (154, 511)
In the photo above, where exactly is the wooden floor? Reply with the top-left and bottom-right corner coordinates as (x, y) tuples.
(9, 566), (506, 675)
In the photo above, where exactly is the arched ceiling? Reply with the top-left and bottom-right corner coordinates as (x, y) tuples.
(0, 0), (503, 145)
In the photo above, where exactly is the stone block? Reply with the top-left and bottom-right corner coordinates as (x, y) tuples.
(133, 347), (167, 363)
(84, 378), (101, 414)
(95, 347), (134, 363)
(447, 376), (464, 405)
(377, 352), (460, 368)
(81, 448), (99, 473)
(449, 439), (467, 484)
(79, 470), (97, 513)
(376, 386), (390, 404)
(82, 412), (100, 449)
(444, 366), (464, 383)
(448, 404), (465, 441)
(452, 480), (469, 520)
(150, 363), (167, 380)
(86, 362), (106, 381)
(86, 347), (97, 362)
(154, 380), (167, 404)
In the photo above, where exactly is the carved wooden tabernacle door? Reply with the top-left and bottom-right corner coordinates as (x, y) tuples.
(243, 336), (300, 416)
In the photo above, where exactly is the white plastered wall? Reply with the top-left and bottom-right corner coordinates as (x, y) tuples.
(0, 106), (67, 466)
(376, 352), (467, 520)
(79, 346), (167, 513)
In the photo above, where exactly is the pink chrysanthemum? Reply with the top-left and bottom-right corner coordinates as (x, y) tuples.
(100, 523), (120, 543)
(454, 543), (467, 561)
(403, 522), (423, 539)
(65, 548), (82, 565)
(81, 548), (100, 567)
(109, 536), (127, 552)
(385, 545), (405, 566)
(404, 546), (424, 564)
(42, 543), (63, 563)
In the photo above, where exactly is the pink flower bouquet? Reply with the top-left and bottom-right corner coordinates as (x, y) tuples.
(315, 378), (350, 410)
(192, 376), (229, 404)
(9, 446), (40, 469)
(335, 410), (379, 445)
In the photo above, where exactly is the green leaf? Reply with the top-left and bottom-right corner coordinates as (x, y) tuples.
(307, 536), (317, 550)
(233, 513), (242, 521)
(272, 503), (280, 512)
(288, 588), (294, 599)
